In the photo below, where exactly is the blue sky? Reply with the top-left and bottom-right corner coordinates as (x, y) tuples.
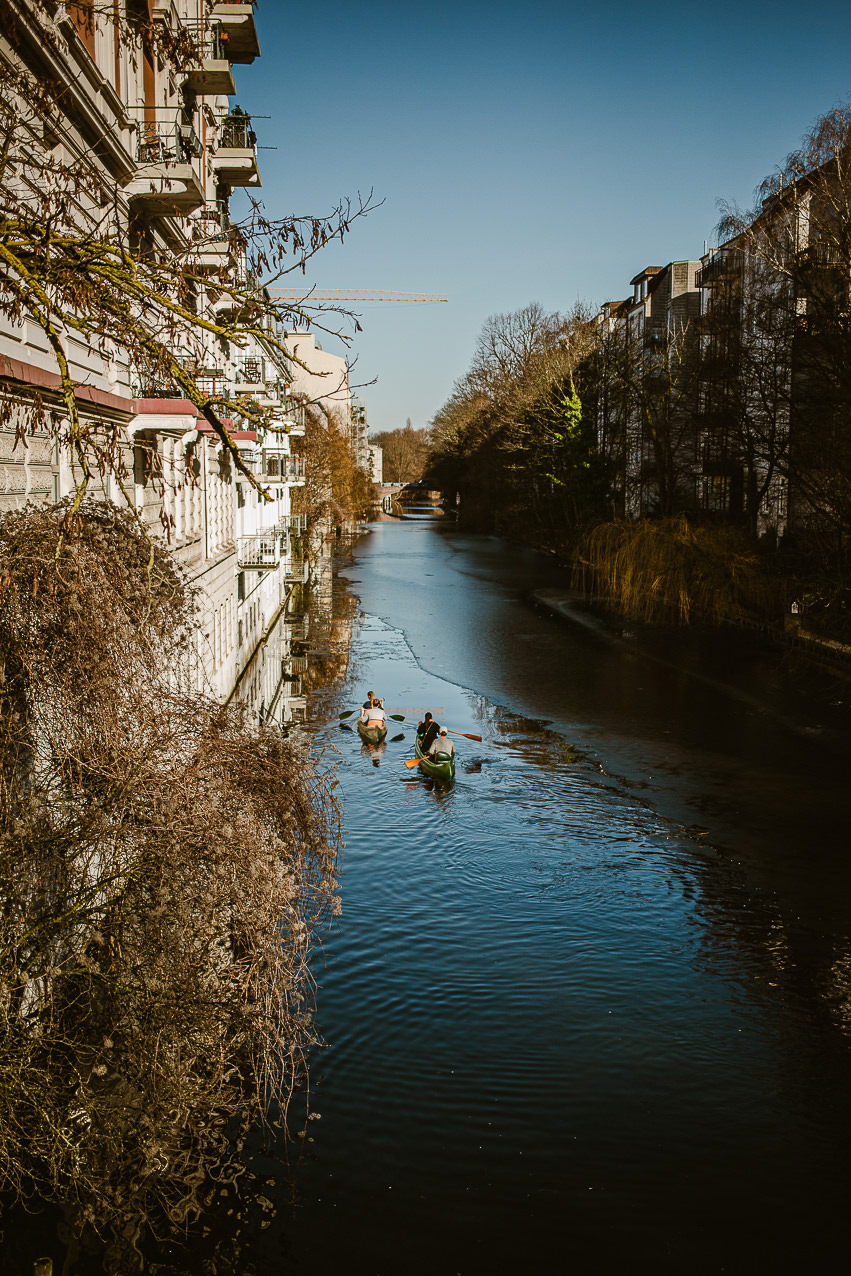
(233, 1), (851, 435)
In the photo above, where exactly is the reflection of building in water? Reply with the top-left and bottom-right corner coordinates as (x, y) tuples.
(233, 533), (355, 726)
(230, 415), (315, 726)
(236, 605), (309, 726)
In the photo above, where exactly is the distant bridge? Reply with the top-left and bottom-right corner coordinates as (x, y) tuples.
(375, 484), (444, 515)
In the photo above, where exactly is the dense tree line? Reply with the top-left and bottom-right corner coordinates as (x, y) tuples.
(427, 302), (609, 553)
(370, 420), (430, 484)
(294, 403), (376, 533)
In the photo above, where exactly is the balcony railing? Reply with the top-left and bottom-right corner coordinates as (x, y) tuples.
(278, 513), (307, 534)
(131, 372), (179, 398)
(237, 449), (260, 473)
(238, 533), (280, 569)
(284, 558), (306, 581)
(695, 249), (743, 289)
(262, 448), (290, 477)
(218, 111), (257, 150)
(191, 201), (230, 242)
(193, 26), (231, 62)
(797, 242), (845, 268)
(269, 401), (306, 432)
(136, 118), (201, 165)
(233, 355), (267, 386)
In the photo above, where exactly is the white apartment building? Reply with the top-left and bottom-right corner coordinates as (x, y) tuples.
(0, 1), (313, 724)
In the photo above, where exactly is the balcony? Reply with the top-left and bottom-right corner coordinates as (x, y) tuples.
(130, 373), (178, 398)
(232, 354), (269, 393)
(278, 513), (307, 534)
(212, 112), (261, 187)
(182, 28), (235, 95)
(209, 3), (261, 63)
(236, 448), (261, 475)
(124, 119), (204, 213)
(212, 260), (263, 321)
(283, 456), (305, 485)
(284, 558), (307, 582)
(269, 401), (306, 434)
(643, 323), (667, 349)
(188, 202), (235, 274)
(695, 249), (743, 289)
(261, 448), (288, 478)
(238, 532), (281, 569)
(796, 242), (845, 269)
(263, 451), (305, 484)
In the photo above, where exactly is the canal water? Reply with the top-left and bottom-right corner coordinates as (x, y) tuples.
(279, 519), (851, 1274)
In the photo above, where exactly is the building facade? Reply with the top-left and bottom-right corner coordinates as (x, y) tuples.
(0, 1), (324, 724)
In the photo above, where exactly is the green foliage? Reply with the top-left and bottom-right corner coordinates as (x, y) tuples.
(425, 303), (602, 543)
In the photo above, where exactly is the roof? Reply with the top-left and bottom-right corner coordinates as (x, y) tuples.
(601, 299), (630, 316)
(629, 266), (664, 286)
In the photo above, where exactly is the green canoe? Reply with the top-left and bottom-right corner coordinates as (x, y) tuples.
(415, 733), (456, 783)
(357, 717), (388, 744)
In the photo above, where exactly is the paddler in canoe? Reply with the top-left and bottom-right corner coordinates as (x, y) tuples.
(415, 724), (456, 782)
(417, 711), (440, 752)
(357, 692), (389, 744)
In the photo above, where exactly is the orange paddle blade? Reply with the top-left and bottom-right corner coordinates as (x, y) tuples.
(403, 758), (421, 769)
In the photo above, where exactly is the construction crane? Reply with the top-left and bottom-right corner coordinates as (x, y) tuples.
(270, 289), (448, 303)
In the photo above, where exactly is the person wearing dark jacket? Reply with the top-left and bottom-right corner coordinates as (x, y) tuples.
(417, 712), (439, 752)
